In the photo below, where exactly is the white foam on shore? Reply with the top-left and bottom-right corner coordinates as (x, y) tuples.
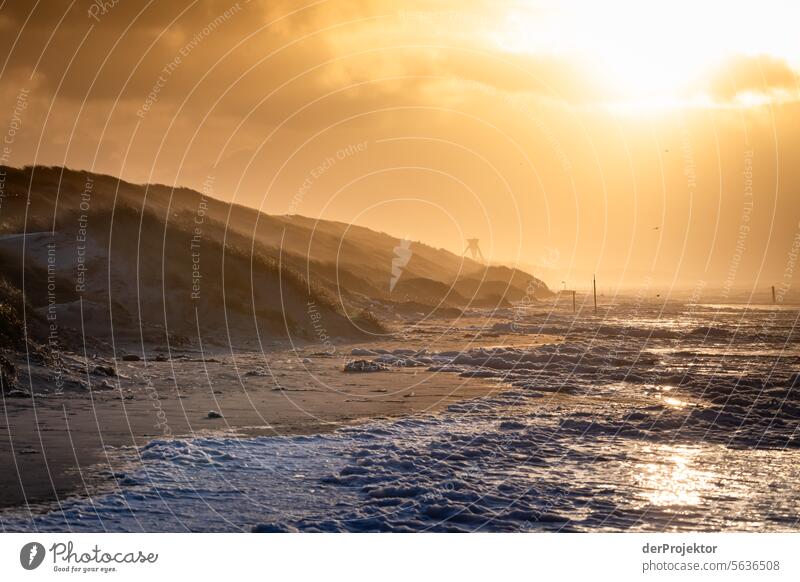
(4, 303), (800, 532)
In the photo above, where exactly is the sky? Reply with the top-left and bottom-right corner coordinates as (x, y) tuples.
(1, 0), (799, 293)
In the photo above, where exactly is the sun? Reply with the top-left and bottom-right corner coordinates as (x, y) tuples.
(492, 0), (798, 106)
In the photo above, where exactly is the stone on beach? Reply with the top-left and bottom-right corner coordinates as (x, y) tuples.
(343, 359), (391, 373)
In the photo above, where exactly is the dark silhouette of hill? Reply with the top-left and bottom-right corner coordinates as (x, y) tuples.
(0, 165), (551, 353)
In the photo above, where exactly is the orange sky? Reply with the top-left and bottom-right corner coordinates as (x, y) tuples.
(1, 0), (799, 293)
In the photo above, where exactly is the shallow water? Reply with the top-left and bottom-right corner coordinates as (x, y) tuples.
(3, 301), (800, 532)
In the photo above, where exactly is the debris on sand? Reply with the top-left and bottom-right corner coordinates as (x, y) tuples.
(92, 365), (117, 377)
(0, 355), (17, 393)
(207, 410), (223, 419)
(96, 380), (116, 390)
(343, 359), (391, 373)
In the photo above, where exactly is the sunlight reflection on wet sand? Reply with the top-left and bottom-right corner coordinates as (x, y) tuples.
(636, 445), (716, 507)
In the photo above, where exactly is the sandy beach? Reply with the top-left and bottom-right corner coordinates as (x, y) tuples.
(1, 321), (556, 510)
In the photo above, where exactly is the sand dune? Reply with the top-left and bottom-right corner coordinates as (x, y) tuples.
(0, 165), (551, 353)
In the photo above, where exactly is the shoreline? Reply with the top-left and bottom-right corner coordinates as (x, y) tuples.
(1, 330), (557, 512)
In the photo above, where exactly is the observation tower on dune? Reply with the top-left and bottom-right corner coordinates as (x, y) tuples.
(464, 238), (484, 262)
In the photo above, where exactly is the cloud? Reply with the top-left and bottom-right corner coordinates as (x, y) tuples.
(707, 54), (799, 101)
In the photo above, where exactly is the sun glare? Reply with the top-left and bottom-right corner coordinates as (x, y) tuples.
(493, 0), (798, 106)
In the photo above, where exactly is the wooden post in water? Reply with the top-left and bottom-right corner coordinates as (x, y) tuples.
(572, 290), (576, 313)
(593, 274), (597, 314)
(772, 285), (776, 305)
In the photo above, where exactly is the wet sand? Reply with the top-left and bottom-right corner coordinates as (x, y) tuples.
(0, 328), (557, 511)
